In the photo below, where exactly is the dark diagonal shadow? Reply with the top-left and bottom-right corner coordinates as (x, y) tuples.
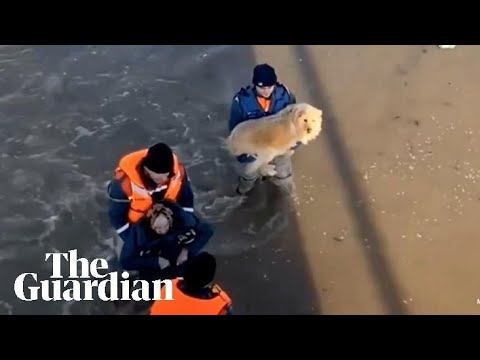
(292, 45), (407, 315)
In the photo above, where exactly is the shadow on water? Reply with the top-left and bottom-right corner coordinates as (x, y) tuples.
(292, 45), (407, 315)
(0, 45), (321, 314)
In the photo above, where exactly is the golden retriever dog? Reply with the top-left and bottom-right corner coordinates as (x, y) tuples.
(226, 103), (323, 177)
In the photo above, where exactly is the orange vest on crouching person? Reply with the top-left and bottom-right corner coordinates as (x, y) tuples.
(149, 278), (232, 315)
(115, 149), (186, 224)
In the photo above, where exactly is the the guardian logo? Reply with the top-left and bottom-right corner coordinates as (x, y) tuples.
(14, 250), (173, 302)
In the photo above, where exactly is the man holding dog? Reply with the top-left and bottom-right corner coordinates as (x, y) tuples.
(107, 142), (197, 277)
(229, 63), (299, 195)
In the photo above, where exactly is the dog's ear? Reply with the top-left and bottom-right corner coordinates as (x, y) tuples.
(294, 107), (307, 119)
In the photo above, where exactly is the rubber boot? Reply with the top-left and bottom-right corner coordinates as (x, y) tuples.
(270, 174), (295, 195)
(235, 176), (257, 195)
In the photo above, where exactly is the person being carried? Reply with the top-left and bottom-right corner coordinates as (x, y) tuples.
(116, 199), (213, 281)
(107, 142), (196, 276)
(150, 252), (233, 315)
(229, 63), (299, 195)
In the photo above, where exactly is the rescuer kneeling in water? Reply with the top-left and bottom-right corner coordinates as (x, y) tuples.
(149, 252), (233, 315)
(108, 142), (196, 275)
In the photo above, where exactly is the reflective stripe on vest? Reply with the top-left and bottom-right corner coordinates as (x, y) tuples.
(237, 84), (292, 121)
(149, 278), (232, 315)
(115, 149), (186, 224)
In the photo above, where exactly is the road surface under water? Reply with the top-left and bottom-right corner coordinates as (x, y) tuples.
(2, 45), (480, 315)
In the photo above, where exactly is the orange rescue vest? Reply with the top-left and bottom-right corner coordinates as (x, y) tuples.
(115, 149), (186, 224)
(149, 278), (232, 315)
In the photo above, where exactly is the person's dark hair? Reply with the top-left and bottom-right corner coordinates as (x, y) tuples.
(183, 252), (216, 291)
(143, 142), (174, 174)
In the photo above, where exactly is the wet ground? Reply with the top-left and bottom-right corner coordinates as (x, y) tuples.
(1, 45), (479, 314)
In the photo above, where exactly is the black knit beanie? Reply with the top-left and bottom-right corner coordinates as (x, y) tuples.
(143, 142), (174, 174)
(183, 252), (216, 290)
(252, 63), (277, 87)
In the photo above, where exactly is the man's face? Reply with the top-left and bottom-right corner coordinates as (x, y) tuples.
(144, 167), (169, 185)
(255, 85), (275, 98)
(151, 213), (170, 235)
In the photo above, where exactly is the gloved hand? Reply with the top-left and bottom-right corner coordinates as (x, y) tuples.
(236, 154), (256, 163)
(151, 191), (167, 204)
(158, 256), (170, 269)
(291, 141), (302, 150)
(176, 248), (189, 266)
(176, 229), (196, 246)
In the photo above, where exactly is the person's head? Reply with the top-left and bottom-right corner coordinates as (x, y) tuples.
(147, 203), (174, 235)
(183, 252), (216, 291)
(252, 63), (277, 99)
(142, 142), (174, 185)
